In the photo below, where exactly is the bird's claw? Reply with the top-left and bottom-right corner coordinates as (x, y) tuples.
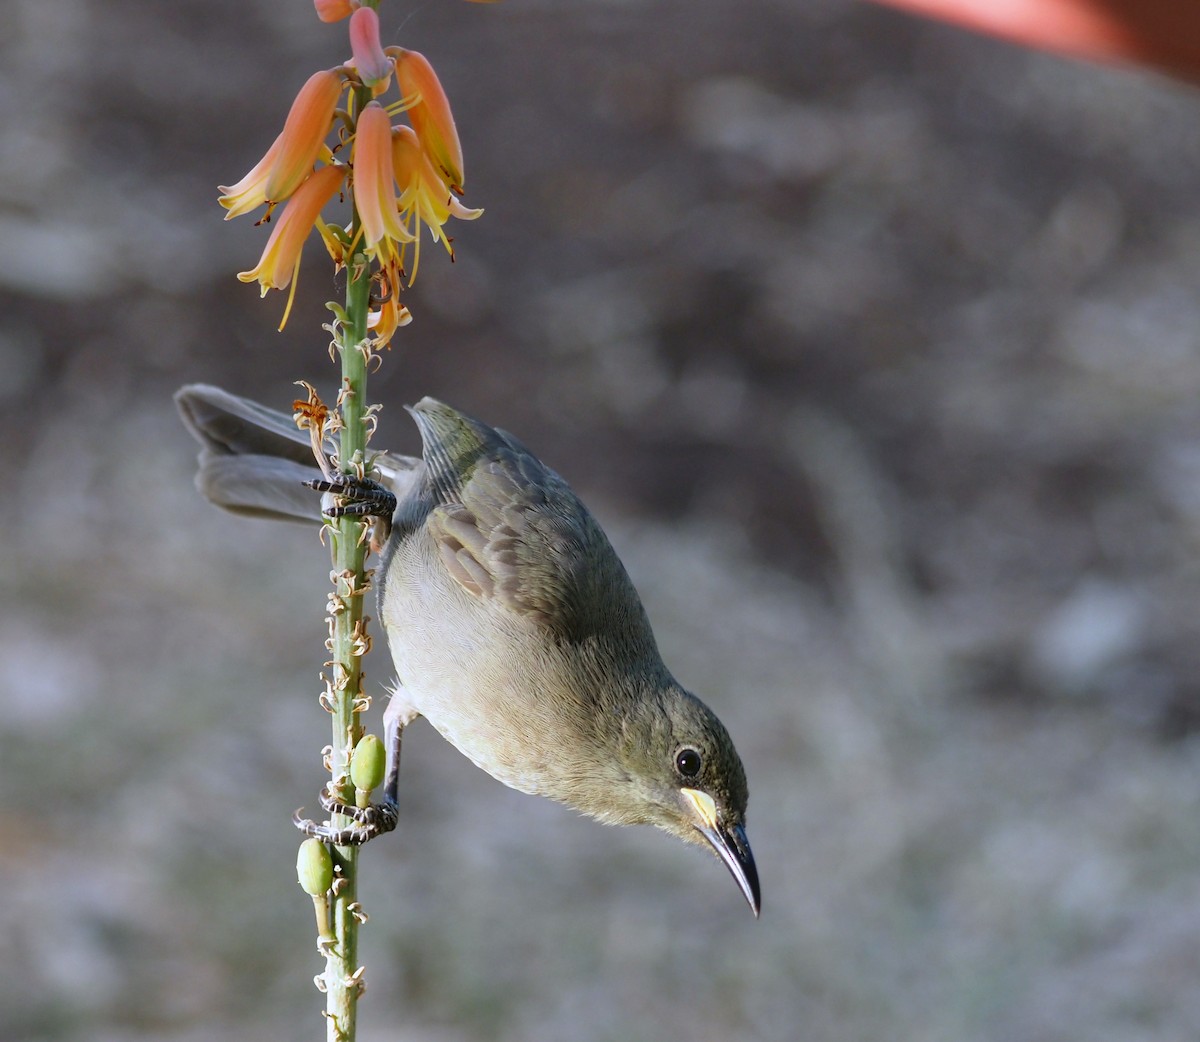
(292, 787), (399, 846)
(306, 474), (397, 519)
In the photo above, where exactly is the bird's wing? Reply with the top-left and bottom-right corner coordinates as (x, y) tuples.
(412, 399), (645, 641)
(425, 455), (606, 632)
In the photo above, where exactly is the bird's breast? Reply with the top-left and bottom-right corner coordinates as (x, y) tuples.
(379, 530), (587, 797)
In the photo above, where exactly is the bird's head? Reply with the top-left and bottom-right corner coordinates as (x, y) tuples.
(609, 682), (760, 917)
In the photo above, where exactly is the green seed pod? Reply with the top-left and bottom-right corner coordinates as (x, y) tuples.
(350, 733), (386, 793)
(296, 838), (334, 896)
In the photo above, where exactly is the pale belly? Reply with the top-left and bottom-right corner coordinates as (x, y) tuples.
(379, 537), (571, 797)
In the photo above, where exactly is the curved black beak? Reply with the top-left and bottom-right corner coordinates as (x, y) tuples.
(682, 785), (760, 916)
(696, 819), (761, 917)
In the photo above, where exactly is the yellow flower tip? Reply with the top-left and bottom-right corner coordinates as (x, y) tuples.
(314, 0), (356, 23)
(348, 6), (393, 90)
(263, 69), (344, 204)
(395, 48), (466, 193)
(218, 132), (286, 219)
(392, 125), (481, 227)
(353, 102), (413, 260)
(238, 163), (347, 295)
(449, 198), (483, 221)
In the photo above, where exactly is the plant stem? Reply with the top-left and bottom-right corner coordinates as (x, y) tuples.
(323, 91), (376, 1042)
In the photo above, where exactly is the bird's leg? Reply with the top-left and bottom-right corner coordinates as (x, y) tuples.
(381, 710), (402, 807)
(292, 718), (403, 846)
(306, 474), (397, 519)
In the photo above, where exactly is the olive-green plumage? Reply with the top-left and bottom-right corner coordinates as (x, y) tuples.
(176, 384), (759, 914)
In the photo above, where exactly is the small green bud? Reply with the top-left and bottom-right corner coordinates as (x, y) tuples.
(297, 838), (334, 896)
(350, 733), (386, 793)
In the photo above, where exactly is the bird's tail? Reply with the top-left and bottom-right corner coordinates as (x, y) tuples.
(175, 383), (419, 523)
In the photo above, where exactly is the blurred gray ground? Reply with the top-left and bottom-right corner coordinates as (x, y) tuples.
(4, 0), (1200, 1039)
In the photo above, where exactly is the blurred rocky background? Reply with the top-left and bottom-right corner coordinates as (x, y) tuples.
(5, 0), (1200, 1039)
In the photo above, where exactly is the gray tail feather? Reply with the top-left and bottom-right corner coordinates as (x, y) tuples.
(176, 383), (317, 464)
(175, 383), (419, 524)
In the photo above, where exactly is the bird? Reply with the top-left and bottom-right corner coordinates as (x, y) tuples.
(176, 384), (759, 915)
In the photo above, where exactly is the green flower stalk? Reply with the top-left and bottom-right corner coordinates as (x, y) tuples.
(214, 3), (481, 1038)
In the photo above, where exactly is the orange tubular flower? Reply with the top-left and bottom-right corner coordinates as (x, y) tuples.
(349, 6), (393, 93)
(238, 163), (347, 296)
(220, 70), (342, 219)
(395, 48), (465, 193)
(262, 69), (344, 203)
(391, 124), (481, 281)
(353, 102), (413, 261)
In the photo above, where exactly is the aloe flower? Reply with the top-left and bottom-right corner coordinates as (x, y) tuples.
(395, 48), (465, 193)
(238, 163), (347, 296)
(353, 102), (413, 262)
(264, 69), (343, 202)
(391, 124), (481, 281)
(222, 5), (481, 341)
(219, 69), (342, 219)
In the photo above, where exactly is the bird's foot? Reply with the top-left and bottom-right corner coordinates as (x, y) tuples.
(293, 786), (398, 846)
(306, 474), (397, 519)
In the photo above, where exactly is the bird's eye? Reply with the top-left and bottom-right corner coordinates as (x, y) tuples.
(675, 748), (702, 777)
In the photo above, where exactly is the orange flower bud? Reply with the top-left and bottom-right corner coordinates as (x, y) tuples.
(395, 48), (465, 193)
(314, 0), (356, 23)
(349, 6), (392, 92)
(312, 0), (352, 21)
(263, 69), (344, 203)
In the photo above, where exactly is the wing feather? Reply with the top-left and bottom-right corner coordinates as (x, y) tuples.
(410, 399), (649, 642)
